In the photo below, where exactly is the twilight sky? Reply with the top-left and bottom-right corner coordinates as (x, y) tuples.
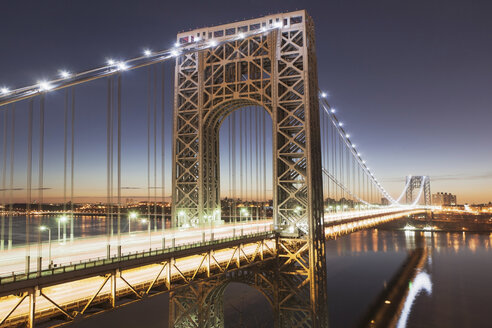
(0, 0), (491, 204)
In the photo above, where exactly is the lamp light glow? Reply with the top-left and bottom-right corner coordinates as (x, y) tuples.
(143, 49), (152, 57)
(116, 61), (128, 71)
(59, 70), (71, 79)
(38, 80), (53, 92)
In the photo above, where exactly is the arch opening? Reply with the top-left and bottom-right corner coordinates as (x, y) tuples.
(201, 280), (274, 328)
(223, 282), (274, 328)
(217, 105), (273, 225)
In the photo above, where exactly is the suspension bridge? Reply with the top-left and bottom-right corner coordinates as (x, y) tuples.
(0, 10), (431, 328)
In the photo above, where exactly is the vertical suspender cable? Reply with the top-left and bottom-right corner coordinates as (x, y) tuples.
(161, 64), (165, 234)
(147, 68), (151, 228)
(1, 110), (6, 250)
(262, 110), (266, 220)
(38, 96), (44, 213)
(153, 66), (158, 232)
(255, 107), (259, 222)
(63, 90), (68, 223)
(249, 107), (253, 213)
(8, 105), (14, 249)
(232, 112), (236, 223)
(323, 111), (328, 210)
(117, 74), (122, 255)
(331, 121), (336, 208)
(37, 95), (45, 262)
(239, 110), (243, 219)
(229, 112), (232, 222)
(106, 77), (112, 256)
(26, 99), (33, 272)
(70, 87), (75, 240)
(110, 77), (114, 237)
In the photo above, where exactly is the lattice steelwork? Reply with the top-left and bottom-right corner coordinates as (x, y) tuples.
(405, 175), (431, 205)
(171, 10), (328, 327)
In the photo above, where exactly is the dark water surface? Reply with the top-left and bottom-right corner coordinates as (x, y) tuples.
(28, 226), (490, 328)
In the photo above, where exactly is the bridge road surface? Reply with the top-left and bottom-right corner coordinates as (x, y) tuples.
(0, 207), (408, 278)
(0, 220), (273, 278)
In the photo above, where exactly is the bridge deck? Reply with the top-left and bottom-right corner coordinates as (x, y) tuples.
(0, 208), (424, 327)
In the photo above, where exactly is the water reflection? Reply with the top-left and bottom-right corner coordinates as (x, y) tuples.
(396, 271), (432, 328)
(328, 229), (492, 328)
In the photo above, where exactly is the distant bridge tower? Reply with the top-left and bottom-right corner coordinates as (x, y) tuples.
(405, 176), (431, 205)
(171, 10), (328, 327)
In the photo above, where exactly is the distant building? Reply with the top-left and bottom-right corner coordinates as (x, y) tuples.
(381, 198), (389, 206)
(432, 192), (457, 206)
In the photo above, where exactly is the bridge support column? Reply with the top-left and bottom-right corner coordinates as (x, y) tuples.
(110, 271), (117, 308)
(273, 239), (329, 328)
(28, 288), (36, 328)
(25, 255), (30, 275)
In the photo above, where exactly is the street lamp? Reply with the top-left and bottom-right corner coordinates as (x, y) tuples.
(241, 208), (249, 222)
(128, 211), (138, 235)
(39, 226), (52, 269)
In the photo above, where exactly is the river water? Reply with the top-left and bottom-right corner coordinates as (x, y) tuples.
(2, 217), (491, 327)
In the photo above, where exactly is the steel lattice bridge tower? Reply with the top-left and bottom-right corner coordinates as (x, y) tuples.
(405, 176), (431, 205)
(171, 11), (327, 327)
(0, 10), (431, 328)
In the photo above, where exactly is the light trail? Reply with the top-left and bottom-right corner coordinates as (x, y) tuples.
(0, 220), (272, 278)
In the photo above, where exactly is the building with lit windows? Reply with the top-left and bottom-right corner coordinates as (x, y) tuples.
(432, 192), (457, 206)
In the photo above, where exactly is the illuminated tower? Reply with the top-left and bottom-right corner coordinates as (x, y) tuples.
(171, 10), (328, 327)
(406, 176), (431, 205)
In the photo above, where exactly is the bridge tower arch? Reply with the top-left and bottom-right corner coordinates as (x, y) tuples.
(171, 10), (328, 327)
(169, 269), (275, 328)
